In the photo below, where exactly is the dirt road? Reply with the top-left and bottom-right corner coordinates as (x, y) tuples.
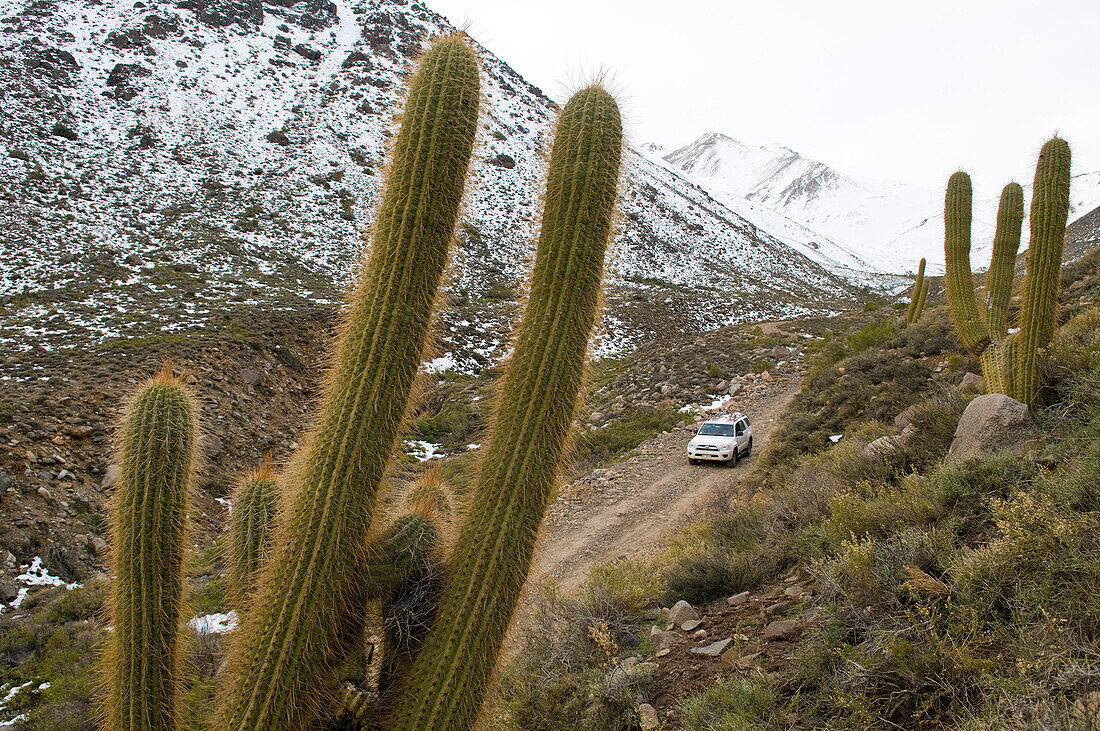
(532, 378), (800, 591)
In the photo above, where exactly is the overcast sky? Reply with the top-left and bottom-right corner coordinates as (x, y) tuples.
(428, 0), (1098, 195)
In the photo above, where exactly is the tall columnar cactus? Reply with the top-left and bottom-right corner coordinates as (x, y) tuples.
(944, 171), (990, 357)
(906, 258), (927, 324)
(103, 367), (199, 731)
(217, 35), (480, 731)
(984, 182), (1025, 339)
(1012, 137), (1072, 405)
(389, 85), (623, 731)
(914, 276), (930, 322)
(225, 461), (279, 613)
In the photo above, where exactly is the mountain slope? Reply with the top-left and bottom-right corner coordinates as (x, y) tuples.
(0, 0), (870, 368)
(660, 132), (1100, 275)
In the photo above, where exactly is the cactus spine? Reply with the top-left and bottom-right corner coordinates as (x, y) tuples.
(225, 461), (279, 613)
(1012, 137), (1071, 405)
(984, 182), (1025, 339)
(389, 85), (623, 731)
(216, 36), (479, 731)
(906, 258), (927, 324)
(103, 368), (198, 731)
(944, 171), (990, 357)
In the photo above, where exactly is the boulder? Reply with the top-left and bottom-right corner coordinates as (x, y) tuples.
(726, 590), (750, 606)
(894, 403), (921, 431)
(690, 638), (731, 656)
(638, 703), (659, 731)
(947, 394), (1038, 462)
(959, 372), (985, 392)
(862, 435), (903, 461)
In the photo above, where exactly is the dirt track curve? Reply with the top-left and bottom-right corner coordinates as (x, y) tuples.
(532, 380), (800, 592)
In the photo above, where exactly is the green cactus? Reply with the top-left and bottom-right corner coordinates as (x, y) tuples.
(216, 35), (480, 731)
(983, 182), (1025, 340)
(225, 460), (279, 613)
(1012, 137), (1072, 405)
(389, 85), (623, 731)
(906, 258), (926, 324)
(944, 171), (990, 357)
(103, 367), (199, 731)
(914, 276), (930, 322)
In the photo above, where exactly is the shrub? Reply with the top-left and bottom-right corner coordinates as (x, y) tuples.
(678, 672), (780, 730)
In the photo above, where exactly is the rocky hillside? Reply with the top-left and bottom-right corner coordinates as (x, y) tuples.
(0, 0), (874, 367)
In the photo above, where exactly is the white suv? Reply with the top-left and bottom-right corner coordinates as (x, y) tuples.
(688, 412), (753, 466)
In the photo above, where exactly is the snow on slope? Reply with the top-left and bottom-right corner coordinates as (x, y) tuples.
(0, 0), (870, 365)
(661, 132), (1100, 276)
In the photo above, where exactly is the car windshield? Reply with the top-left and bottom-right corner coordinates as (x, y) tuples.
(698, 423), (735, 437)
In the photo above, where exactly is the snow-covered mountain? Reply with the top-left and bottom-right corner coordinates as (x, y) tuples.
(0, 0), (873, 367)
(657, 132), (1100, 275)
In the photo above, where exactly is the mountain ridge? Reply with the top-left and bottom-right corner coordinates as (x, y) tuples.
(0, 0), (875, 368)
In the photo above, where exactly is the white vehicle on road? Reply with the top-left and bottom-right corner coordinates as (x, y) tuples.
(687, 412), (753, 466)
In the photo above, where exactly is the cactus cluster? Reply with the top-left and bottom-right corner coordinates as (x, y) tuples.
(103, 367), (198, 731)
(389, 84), (623, 731)
(906, 258), (928, 324)
(942, 137), (1070, 406)
(215, 35), (479, 731)
(101, 36), (625, 731)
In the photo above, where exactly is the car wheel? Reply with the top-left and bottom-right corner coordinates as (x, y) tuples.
(728, 450), (738, 468)
(743, 438), (753, 458)
(689, 458), (698, 465)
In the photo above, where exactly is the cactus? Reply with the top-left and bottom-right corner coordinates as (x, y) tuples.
(906, 258), (927, 324)
(914, 276), (930, 322)
(225, 460), (279, 613)
(103, 367), (199, 731)
(1012, 137), (1072, 405)
(216, 35), (480, 730)
(944, 171), (990, 356)
(984, 182), (1025, 339)
(389, 85), (623, 731)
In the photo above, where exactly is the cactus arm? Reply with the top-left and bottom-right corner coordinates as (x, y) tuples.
(103, 370), (199, 731)
(906, 258), (926, 324)
(1012, 137), (1071, 406)
(944, 171), (990, 356)
(216, 37), (480, 731)
(389, 86), (623, 731)
(985, 182), (1025, 339)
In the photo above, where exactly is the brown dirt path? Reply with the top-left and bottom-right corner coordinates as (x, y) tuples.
(531, 378), (801, 592)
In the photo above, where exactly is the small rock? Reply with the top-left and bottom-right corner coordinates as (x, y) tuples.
(0, 472), (11, 492)
(124, 252), (144, 266)
(690, 638), (732, 656)
(64, 425), (94, 439)
(728, 382), (744, 397)
(90, 536), (109, 557)
(649, 625), (673, 651)
(292, 43), (322, 61)
(37, 486), (53, 501)
(760, 370), (772, 381)
(783, 585), (804, 599)
(958, 372), (985, 392)
(638, 703), (659, 731)
(692, 629), (708, 640)
(0, 584), (18, 603)
(655, 647), (670, 657)
(267, 130), (291, 146)
(721, 649), (761, 669)
(57, 469), (75, 480)
(487, 153), (516, 169)
(102, 464), (121, 488)
(241, 367), (264, 385)
(680, 618), (704, 632)
(763, 619), (801, 641)
(726, 590), (750, 606)
(667, 599), (698, 626)
(764, 601), (788, 616)
(0, 551), (16, 568)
